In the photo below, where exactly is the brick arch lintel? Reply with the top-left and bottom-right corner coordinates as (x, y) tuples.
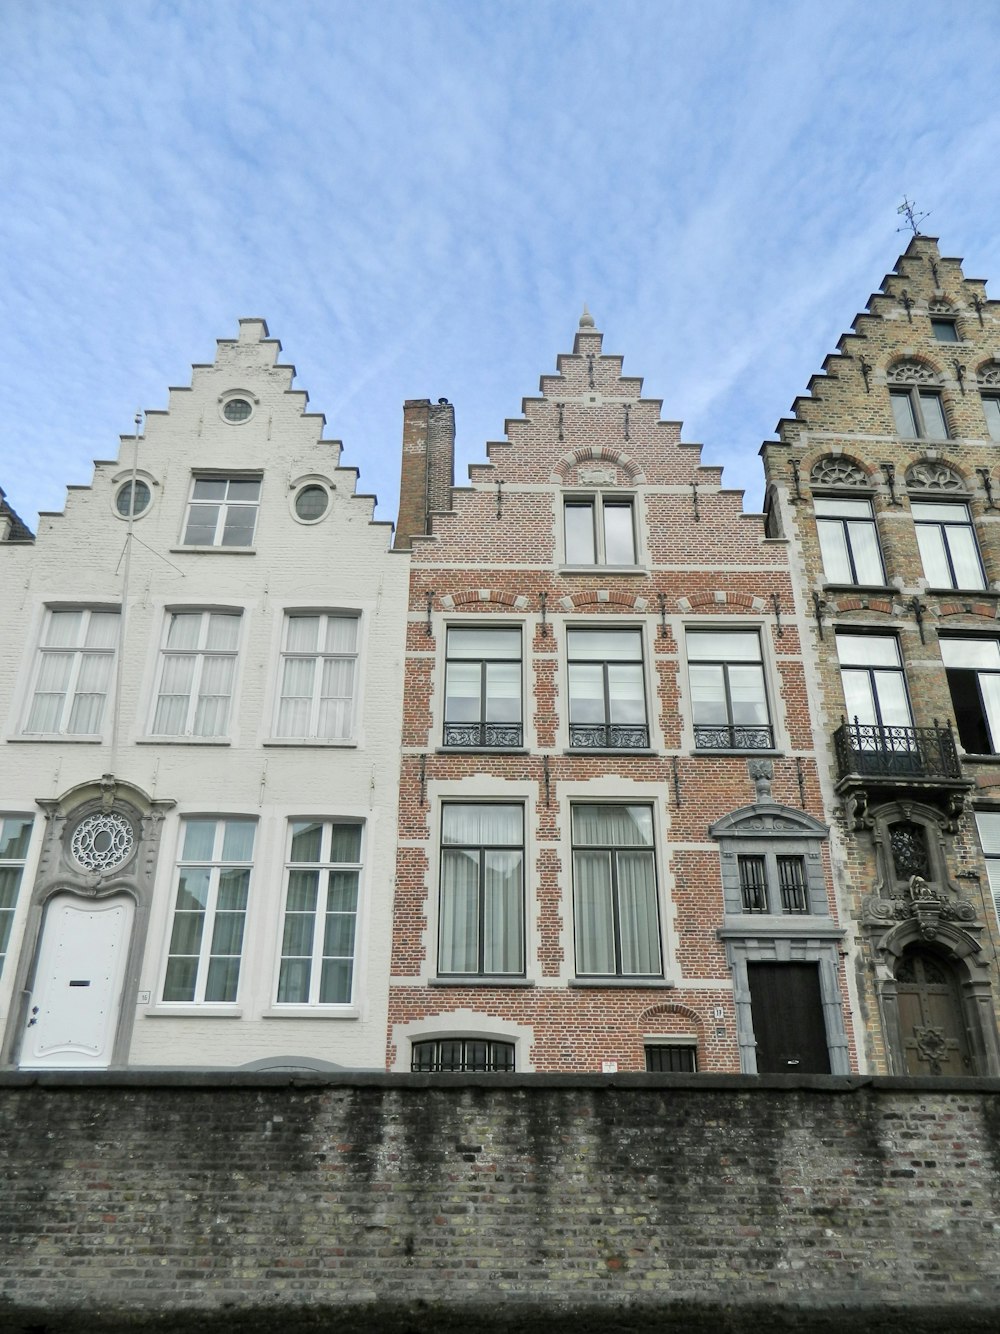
(637, 1001), (705, 1036)
(675, 591), (767, 614)
(560, 590), (648, 611)
(438, 588), (530, 611)
(823, 596), (899, 617)
(800, 447), (881, 484)
(551, 445), (646, 485)
(936, 601), (1000, 621)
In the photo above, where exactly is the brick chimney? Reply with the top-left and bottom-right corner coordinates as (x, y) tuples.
(394, 398), (455, 550)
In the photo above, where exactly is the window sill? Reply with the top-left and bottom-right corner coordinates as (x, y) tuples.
(821, 583), (897, 595)
(926, 587), (997, 598)
(718, 919), (844, 940)
(436, 747), (529, 756)
(262, 1007), (359, 1020)
(145, 1005), (244, 1018)
(136, 737), (232, 746)
(569, 977), (674, 989)
(264, 739), (358, 748)
(7, 735), (104, 744)
(959, 753), (1000, 764)
(690, 748), (784, 759)
(558, 565), (648, 577)
(564, 747), (655, 756)
(429, 977), (536, 988)
(169, 546), (257, 555)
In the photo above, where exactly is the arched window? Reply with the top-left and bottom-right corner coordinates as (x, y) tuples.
(977, 361), (1000, 441)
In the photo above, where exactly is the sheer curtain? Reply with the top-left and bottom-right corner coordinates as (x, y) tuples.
(440, 806), (522, 974)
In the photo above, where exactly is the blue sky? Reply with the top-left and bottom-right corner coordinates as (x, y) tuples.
(3, 2), (1000, 531)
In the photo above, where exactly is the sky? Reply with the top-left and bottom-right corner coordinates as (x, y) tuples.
(3, 2), (1000, 533)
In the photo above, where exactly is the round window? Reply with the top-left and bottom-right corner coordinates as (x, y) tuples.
(115, 479), (152, 518)
(294, 485), (330, 522)
(223, 397), (253, 423)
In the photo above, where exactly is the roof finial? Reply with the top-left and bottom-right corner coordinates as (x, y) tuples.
(579, 304), (595, 329)
(897, 197), (930, 237)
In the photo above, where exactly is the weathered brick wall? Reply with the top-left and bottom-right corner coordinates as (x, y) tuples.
(2, 1074), (999, 1333)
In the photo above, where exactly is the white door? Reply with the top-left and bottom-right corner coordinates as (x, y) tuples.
(20, 893), (134, 1069)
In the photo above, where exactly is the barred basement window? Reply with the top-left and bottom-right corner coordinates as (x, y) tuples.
(411, 1038), (515, 1072)
(645, 1044), (697, 1073)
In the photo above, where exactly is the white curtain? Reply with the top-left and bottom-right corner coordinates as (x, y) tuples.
(67, 650), (112, 733)
(318, 658), (355, 738)
(193, 655), (235, 736)
(25, 652), (72, 732)
(439, 848), (479, 972)
(153, 654), (195, 734)
(277, 657), (316, 736)
(483, 850), (523, 972)
(617, 851), (660, 974)
(574, 851), (615, 974)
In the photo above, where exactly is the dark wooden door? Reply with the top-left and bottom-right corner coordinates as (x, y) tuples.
(895, 950), (973, 1076)
(746, 961), (831, 1074)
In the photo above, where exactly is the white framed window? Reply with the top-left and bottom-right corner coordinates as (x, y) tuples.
(275, 614), (359, 740)
(564, 495), (637, 565)
(911, 501), (986, 590)
(687, 630), (772, 751)
(151, 611), (241, 737)
(161, 818), (255, 1004)
(567, 628), (649, 748)
(889, 387), (949, 440)
(23, 608), (120, 735)
(443, 627), (522, 748)
(941, 637), (1000, 755)
(438, 803), (524, 977)
(974, 811), (1000, 930)
(982, 395), (1000, 442)
(0, 816), (32, 979)
(836, 633), (913, 730)
(182, 476), (261, 547)
(814, 496), (885, 585)
(572, 803), (661, 978)
(276, 820), (363, 1006)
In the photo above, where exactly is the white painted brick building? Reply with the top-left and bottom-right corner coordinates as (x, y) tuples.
(0, 320), (408, 1070)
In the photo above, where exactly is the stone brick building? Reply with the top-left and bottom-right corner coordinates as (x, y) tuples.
(389, 312), (859, 1075)
(0, 321), (409, 1071)
(761, 234), (1000, 1076)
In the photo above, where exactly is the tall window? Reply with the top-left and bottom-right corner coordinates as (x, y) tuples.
(911, 502), (985, 590)
(814, 497), (884, 585)
(439, 805), (523, 976)
(24, 608), (119, 735)
(151, 611), (241, 737)
(930, 318), (959, 343)
(162, 819), (255, 1004)
(572, 804), (661, 978)
(277, 821), (362, 1005)
(941, 638), (1000, 755)
(974, 811), (1000, 930)
(275, 614), (358, 740)
(889, 388), (948, 440)
(0, 816), (32, 980)
(567, 628), (648, 748)
(982, 396), (1000, 442)
(836, 634), (913, 731)
(411, 1039), (515, 1072)
(687, 630), (772, 750)
(443, 628), (522, 747)
(182, 476), (261, 547)
(564, 497), (636, 565)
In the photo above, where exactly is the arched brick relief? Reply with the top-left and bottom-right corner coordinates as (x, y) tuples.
(936, 601), (999, 622)
(676, 591), (766, 613)
(558, 590), (648, 612)
(905, 459), (969, 494)
(825, 596), (896, 618)
(808, 453), (871, 488)
(637, 1001), (705, 1037)
(551, 445), (645, 486)
(438, 589), (529, 611)
(886, 357), (944, 386)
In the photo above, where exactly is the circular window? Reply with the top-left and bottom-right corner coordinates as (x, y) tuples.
(294, 484), (330, 522)
(115, 479), (152, 518)
(70, 813), (134, 872)
(222, 397), (253, 424)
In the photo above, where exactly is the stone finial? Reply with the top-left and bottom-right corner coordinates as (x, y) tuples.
(579, 305), (595, 329)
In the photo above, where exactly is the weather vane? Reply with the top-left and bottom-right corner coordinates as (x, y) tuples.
(897, 197), (929, 236)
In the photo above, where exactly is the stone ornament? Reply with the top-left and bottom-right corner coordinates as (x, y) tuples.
(886, 359), (940, 385)
(576, 465), (617, 486)
(977, 361), (1000, 387)
(810, 456), (867, 487)
(905, 462), (963, 492)
(70, 812), (134, 872)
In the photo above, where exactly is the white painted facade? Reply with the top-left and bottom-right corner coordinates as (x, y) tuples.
(0, 320), (408, 1070)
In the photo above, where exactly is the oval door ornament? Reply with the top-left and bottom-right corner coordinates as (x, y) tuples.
(70, 812), (134, 872)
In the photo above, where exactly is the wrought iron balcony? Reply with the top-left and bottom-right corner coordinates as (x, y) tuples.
(833, 720), (962, 782)
(694, 724), (774, 751)
(569, 723), (650, 749)
(443, 722), (523, 748)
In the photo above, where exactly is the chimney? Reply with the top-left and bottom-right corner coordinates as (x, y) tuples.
(394, 398), (455, 550)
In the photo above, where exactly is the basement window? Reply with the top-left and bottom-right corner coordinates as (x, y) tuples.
(411, 1038), (515, 1072)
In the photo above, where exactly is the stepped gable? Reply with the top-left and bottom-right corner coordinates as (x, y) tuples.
(0, 486), (33, 541)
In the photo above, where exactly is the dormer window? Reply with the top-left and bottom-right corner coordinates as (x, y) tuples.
(564, 496), (636, 565)
(930, 318), (959, 343)
(887, 360), (948, 440)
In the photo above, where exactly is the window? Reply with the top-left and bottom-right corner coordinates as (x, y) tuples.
(564, 496), (636, 565)
(836, 633), (912, 730)
(983, 396), (1000, 442)
(411, 1038), (515, 1072)
(941, 638), (1000, 755)
(0, 816), (32, 980)
(277, 821), (362, 1005)
(687, 630), (772, 750)
(115, 479), (151, 518)
(438, 805), (523, 976)
(930, 318), (959, 343)
(24, 608), (119, 735)
(974, 811), (1000, 929)
(814, 496), (884, 585)
(572, 804), (661, 977)
(443, 628), (522, 747)
(151, 611), (241, 737)
(275, 614), (358, 740)
(162, 819), (254, 1004)
(567, 628), (648, 748)
(222, 397), (253, 424)
(182, 477), (261, 547)
(645, 1044), (697, 1073)
(890, 388), (948, 440)
(911, 502), (985, 590)
(292, 485), (330, 522)
(738, 855), (768, 912)
(736, 853), (807, 914)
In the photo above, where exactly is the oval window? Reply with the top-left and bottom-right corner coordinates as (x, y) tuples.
(294, 485), (330, 522)
(223, 397), (253, 423)
(115, 479), (152, 518)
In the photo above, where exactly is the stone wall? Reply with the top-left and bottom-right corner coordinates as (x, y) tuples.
(2, 1073), (999, 1332)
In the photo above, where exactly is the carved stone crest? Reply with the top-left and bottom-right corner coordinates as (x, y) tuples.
(576, 465), (616, 486)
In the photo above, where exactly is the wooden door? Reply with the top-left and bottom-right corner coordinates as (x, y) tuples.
(895, 950), (973, 1076)
(746, 961), (831, 1074)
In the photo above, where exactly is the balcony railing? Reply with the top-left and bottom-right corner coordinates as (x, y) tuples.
(833, 720), (962, 782)
(694, 724), (774, 751)
(443, 722), (523, 748)
(569, 723), (650, 749)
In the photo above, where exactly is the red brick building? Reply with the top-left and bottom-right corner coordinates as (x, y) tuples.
(389, 312), (859, 1074)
